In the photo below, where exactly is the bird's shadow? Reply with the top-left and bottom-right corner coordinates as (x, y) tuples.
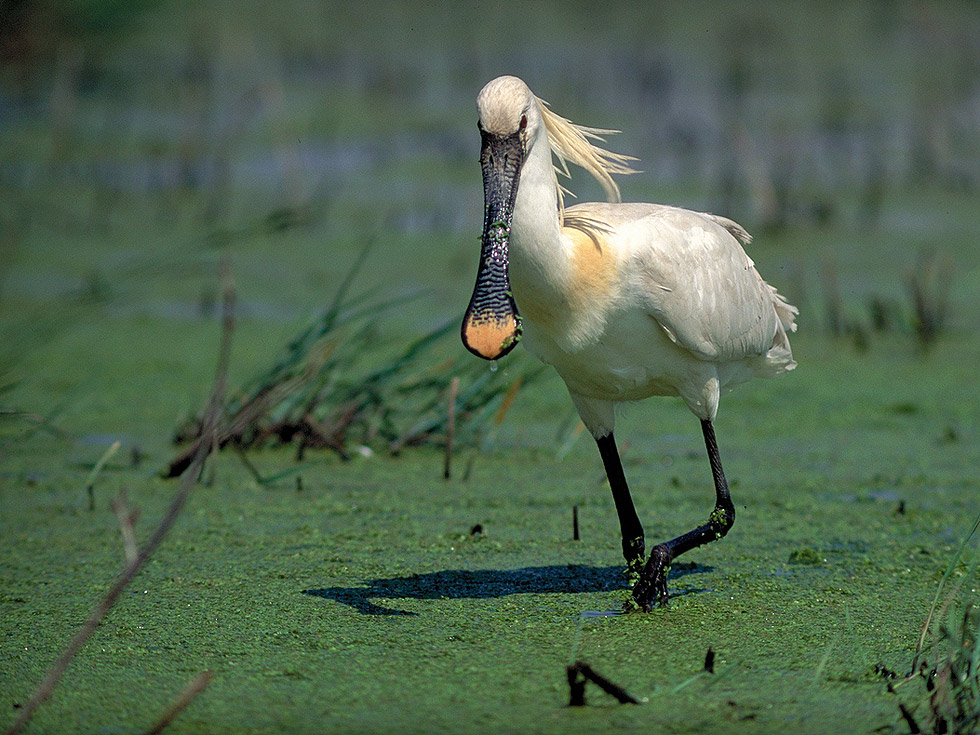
(303, 562), (710, 615)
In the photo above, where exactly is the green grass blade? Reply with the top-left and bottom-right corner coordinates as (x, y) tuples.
(914, 511), (980, 669)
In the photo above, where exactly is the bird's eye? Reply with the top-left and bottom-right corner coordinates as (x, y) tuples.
(519, 115), (527, 130)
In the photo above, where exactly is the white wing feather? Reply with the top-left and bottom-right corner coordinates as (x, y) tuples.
(566, 202), (796, 366)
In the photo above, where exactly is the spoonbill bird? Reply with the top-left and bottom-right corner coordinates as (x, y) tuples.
(462, 76), (797, 611)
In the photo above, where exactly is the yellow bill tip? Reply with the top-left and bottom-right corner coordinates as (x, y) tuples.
(462, 312), (520, 360)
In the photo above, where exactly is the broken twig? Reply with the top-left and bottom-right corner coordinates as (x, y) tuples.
(566, 661), (640, 706)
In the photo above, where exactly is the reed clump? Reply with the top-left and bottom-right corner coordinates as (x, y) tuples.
(167, 256), (540, 478)
(890, 515), (980, 734)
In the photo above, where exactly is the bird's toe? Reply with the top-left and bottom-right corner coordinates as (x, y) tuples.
(629, 544), (671, 611)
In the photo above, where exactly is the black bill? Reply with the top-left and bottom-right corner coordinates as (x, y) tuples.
(461, 129), (524, 360)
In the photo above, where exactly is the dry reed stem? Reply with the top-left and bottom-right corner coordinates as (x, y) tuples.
(143, 671), (215, 735)
(4, 264), (235, 735)
(110, 490), (139, 565)
(84, 440), (120, 510)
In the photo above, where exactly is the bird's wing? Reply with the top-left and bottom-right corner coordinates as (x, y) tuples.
(621, 205), (782, 362)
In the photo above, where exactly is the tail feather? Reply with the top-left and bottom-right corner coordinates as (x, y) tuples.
(769, 285), (798, 335)
(765, 284), (798, 373)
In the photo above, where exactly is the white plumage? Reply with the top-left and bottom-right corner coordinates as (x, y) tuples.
(462, 75), (797, 610)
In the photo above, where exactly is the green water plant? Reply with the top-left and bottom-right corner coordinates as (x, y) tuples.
(167, 249), (542, 478)
(891, 513), (980, 734)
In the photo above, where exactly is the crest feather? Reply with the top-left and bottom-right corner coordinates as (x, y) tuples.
(534, 96), (639, 222)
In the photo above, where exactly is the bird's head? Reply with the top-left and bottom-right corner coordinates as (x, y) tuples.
(476, 75), (540, 140)
(461, 76), (536, 361)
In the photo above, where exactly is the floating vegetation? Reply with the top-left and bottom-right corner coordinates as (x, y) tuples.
(166, 252), (542, 478)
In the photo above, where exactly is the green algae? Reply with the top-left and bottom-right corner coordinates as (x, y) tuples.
(787, 548), (824, 566)
(4, 208), (980, 735)
(3, 327), (980, 733)
(4, 220), (980, 734)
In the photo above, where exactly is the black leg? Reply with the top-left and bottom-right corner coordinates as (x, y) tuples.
(631, 419), (736, 611)
(595, 433), (645, 584)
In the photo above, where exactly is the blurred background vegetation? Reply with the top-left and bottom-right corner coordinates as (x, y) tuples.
(1, 0), (979, 441)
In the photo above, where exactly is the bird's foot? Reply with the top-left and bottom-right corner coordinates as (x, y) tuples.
(625, 544), (670, 612)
